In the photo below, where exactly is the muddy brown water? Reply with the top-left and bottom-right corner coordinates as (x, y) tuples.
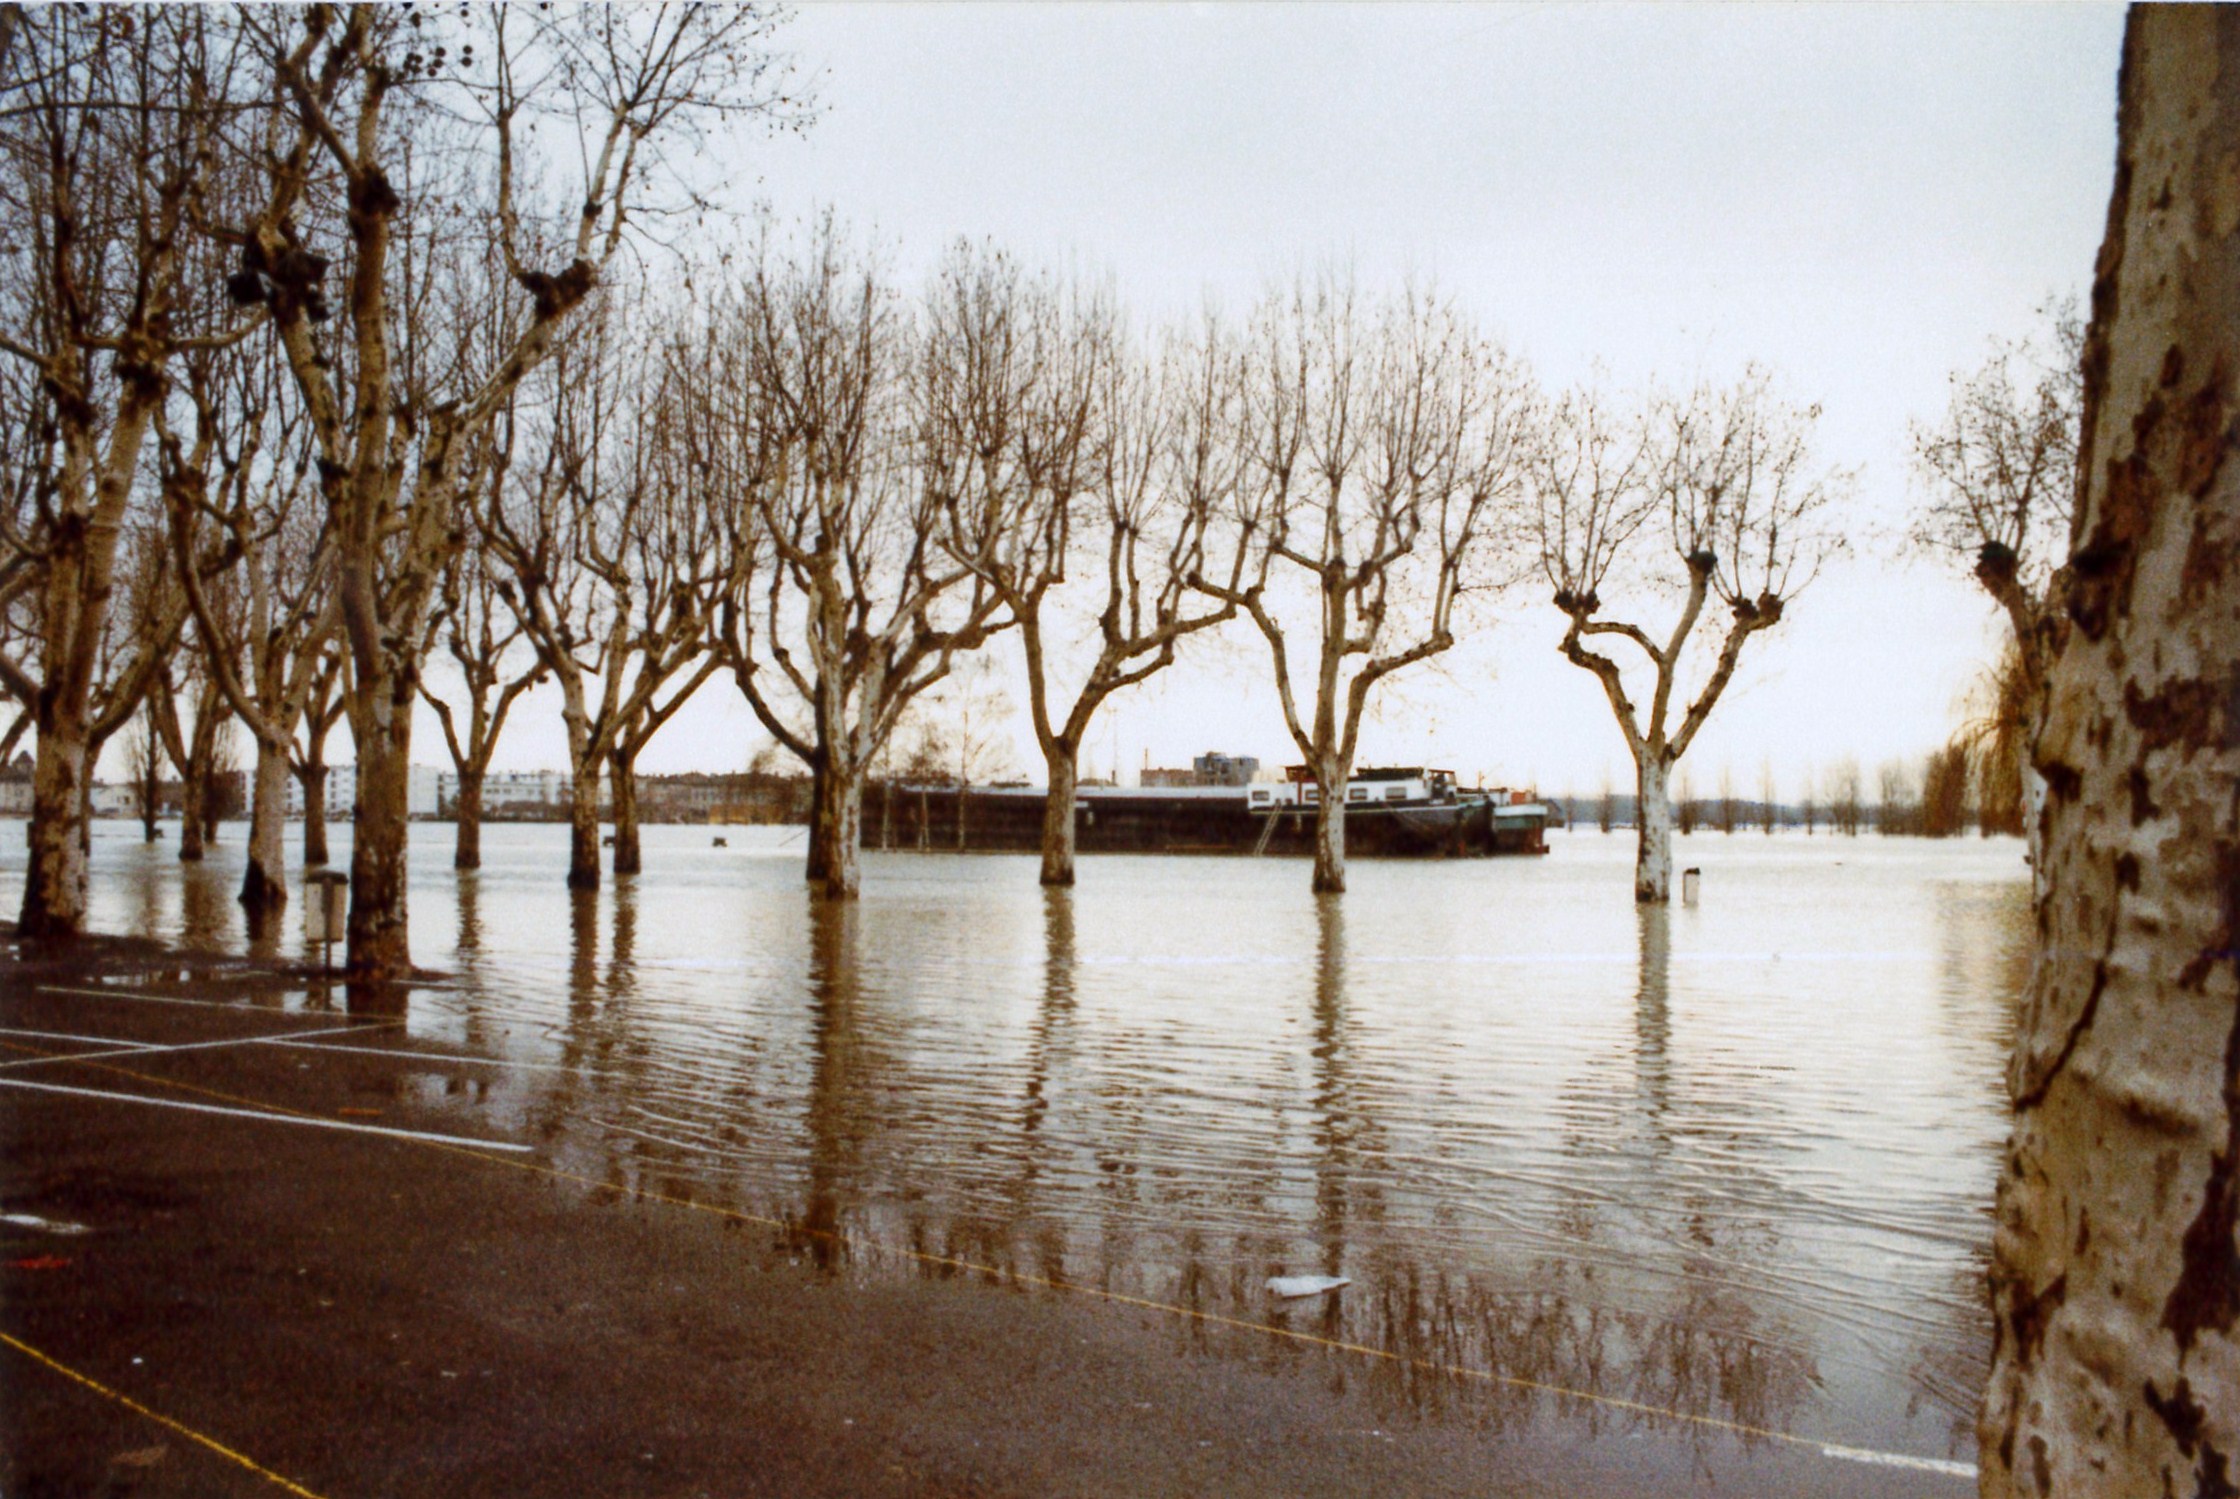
(3, 820), (2026, 1484)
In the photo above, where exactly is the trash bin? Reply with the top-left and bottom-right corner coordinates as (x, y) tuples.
(304, 870), (348, 962)
(1682, 867), (1701, 905)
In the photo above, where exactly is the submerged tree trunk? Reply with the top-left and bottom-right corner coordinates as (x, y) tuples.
(297, 758), (330, 867)
(1980, 11), (2240, 1494)
(177, 756), (206, 862)
(18, 726), (92, 940)
(240, 737), (290, 915)
(1635, 754), (1674, 904)
(1310, 762), (1347, 895)
(815, 771), (864, 900)
(453, 767), (483, 872)
(567, 760), (602, 892)
(1039, 747), (1079, 888)
(610, 748), (641, 876)
(804, 757), (830, 888)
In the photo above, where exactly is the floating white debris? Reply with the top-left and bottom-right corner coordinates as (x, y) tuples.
(1267, 1274), (1350, 1299)
(2, 1213), (90, 1235)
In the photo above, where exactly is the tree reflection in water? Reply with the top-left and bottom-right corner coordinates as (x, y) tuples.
(33, 827), (2021, 1463)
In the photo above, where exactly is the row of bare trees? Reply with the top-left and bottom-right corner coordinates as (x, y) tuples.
(0, 3), (802, 982)
(0, 4), (1866, 979)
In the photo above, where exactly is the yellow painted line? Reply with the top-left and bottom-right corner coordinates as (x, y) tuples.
(0, 1331), (332, 1499)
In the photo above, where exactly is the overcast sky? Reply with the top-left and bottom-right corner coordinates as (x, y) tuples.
(431, 2), (2126, 799)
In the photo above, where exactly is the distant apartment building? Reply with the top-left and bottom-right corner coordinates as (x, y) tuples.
(439, 768), (569, 816)
(280, 764), (444, 819)
(1143, 752), (1260, 789)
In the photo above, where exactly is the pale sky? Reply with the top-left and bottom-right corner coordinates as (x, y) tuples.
(427, 3), (2126, 799)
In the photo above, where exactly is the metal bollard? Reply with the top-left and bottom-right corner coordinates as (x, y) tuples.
(1682, 867), (1701, 905)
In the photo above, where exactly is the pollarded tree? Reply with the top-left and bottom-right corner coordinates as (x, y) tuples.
(484, 310), (722, 891)
(237, 1), (803, 979)
(1537, 371), (1849, 902)
(293, 643), (344, 867)
(161, 338), (335, 914)
(423, 425), (543, 872)
(921, 247), (1249, 886)
(1198, 274), (1532, 893)
(703, 223), (1008, 899)
(1979, 10), (2240, 1492)
(1910, 303), (2081, 886)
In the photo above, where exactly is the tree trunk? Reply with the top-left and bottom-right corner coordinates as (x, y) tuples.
(567, 760), (601, 892)
(1310, 764), (1347, 895)
(2021, 761), (2048, 902)
(298, 758), (330, 867)
(804, 757), (829, 886)
(239, 736), (290, 915)
(1634, 754), (1674, 904)
(1981, 11), (2240, 1494)
(816, 770), (864, 900)
(346, 711), (414, 982)
(453, 766), (483, 871)
(177, 759), (206, 862)
(610, 748), (641, 875)
(18, 724), (91, 939)
(1039, 746), (1079, 888)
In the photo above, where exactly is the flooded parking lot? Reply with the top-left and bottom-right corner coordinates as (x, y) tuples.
(2, 822), (2027, 1489)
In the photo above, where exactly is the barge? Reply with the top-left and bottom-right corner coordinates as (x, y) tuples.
(865, 766), (1550, 858)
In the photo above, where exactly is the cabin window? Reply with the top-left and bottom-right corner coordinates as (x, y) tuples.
(1348, 786), (1369, 802)
(1302, 787), (1318, 804)
(1384, 785), (1407, 801)
(1249, 788), (1271, 806)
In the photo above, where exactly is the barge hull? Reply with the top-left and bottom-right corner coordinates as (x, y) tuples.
(862, 787), (1548, 857)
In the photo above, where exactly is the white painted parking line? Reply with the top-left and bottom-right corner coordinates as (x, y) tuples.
(0, 1026), (398, 1071)
(0, 1078), (534, 1152)
(32, 984), (342, 1018)
(1819, 1443), (1975, 1479)
(0, 1026), (161, 1050)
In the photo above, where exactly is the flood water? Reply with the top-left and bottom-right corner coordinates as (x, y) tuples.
(4, 820), (2029, 1476)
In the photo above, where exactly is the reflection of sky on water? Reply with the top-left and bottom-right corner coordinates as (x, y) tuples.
(7, 822), (2029, 1467)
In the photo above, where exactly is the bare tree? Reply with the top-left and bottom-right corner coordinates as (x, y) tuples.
(237, 2), (802, 978)
(161, 339), (335, 914)
(293, 644), (344, 867)
(127, 699), (164, 842)
(705, 223), (1007, 899)
(1798, 770), (1817, 836)
(0, 7), (255, 937)
(924, 251), (1251, 885)
(423, 430), (542, 872)
(1598, 774), (1615, 833)
(1537, 371), (1849, 902)
(149, 664), (225, 862)
(1911, 298), (2081, 885)
(485, 314), (721, 890)
(1196, 274), (1531, 893)
(1982, 11), (2239, 1489)
(1716, 765), (1737, 835)
(1826, 758), (1862, 837)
